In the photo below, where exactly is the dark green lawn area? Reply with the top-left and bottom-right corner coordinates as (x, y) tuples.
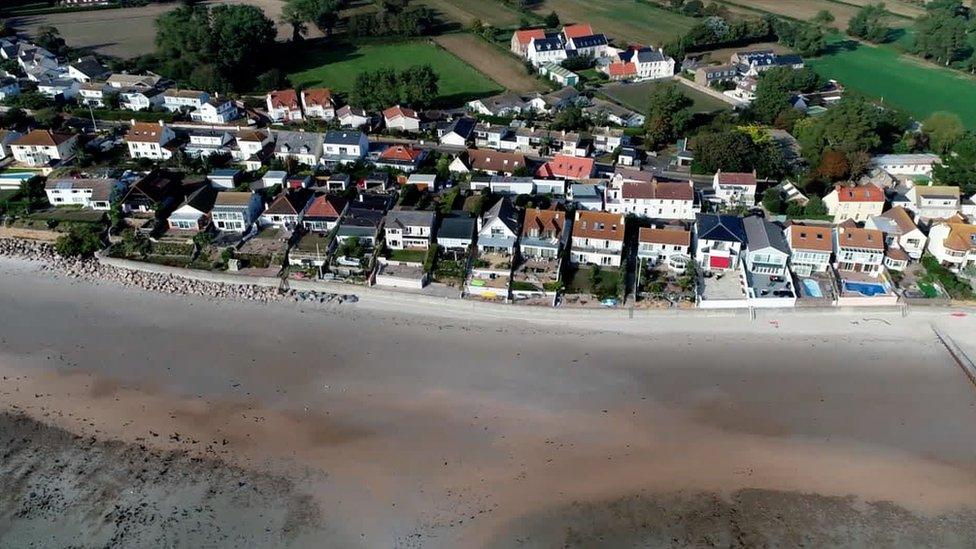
(808, 35), (976, 129)
(389, 249), (427, 263)
(282, 40), (502, 107)
(602, 80), (732, 115)
(565, 264), (622, 299)
(31, 208), (106, 224)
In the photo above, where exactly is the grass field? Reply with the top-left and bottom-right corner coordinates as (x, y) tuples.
(432, 33), (546, 93)
(419, 0), (524, 29)
(716, 0), (861, 26)
(530, 0), (696, 45)
(602, 80), (732, 115)
(283, 41), (503, 106)
(808, 38), (976, 129)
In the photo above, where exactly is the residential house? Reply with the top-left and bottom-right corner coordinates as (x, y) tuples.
(608, 46), (675, 81)
(384, 209), (435, 250)
(567, 33), (609, 58)
(11, 129), (78, 167)
(695, 213), (747, 271)
(44, 177), (121, 210)
(907, 185), (960, 220)
(190, 98), (237, 124)
(337, 105), (370, 129)
(562, 23), (594, 40)
(266, 89), (303, 122)
(539, 62), (579, 86)
(478, 197), (520, 254)
(783, 222), (833, 276)
(568, 183), (603, 210)
(520, 208), (566, 259)
(823, 184), (886, 223)
(865, 206), (926, 260)
(536, 154), (594, 180)
(637, 225), (691, 271)
(0, 129), (24, 159)
(466, 92), (530, 117)
(833, 225), (885, 277)
(570, 210), (625, 267)
(871, 153), (940, 177)
(527, 36), (567, 67)
(926, 220), (976, 273)
(383, 105), (421, 132)
(67, 56), (109, 83)
(302, 194), (347, 233)
(0, 75), (20, 101)
(336, 207), (384, 247)
(124, 121), (176, 160)
(272, 130), (322, 167)
(510, 28), (547, 57)
(606, 178), (696, 220)
(450, 149), (527, 176)
(301, 88), (335, 120)
(362, 172), (390, 192)
(118, 88), (163, 111)
(120, 170), (180, 213)
(695, 64), (738, 87)
(742, 216), (790, 276)
(77, 82), (112, 107)
(618, 146), (640, 168)
(712, 170), (757, 207)
(375, 145), (425, 173)
(37, 78), (79, 100)
(437, 117), (476, 147)
(106, 73), (161, 90)
(168, 185), (217, 231)
(234, 129), (272, 168)
(208, 169), (241, 190)
(406, 173), (437, 191)
(591, 127), (628, 153)
(539, 86), (580, 113)
(184, 129), (234, 158)
(260, 189), (313, 231)
(322, 130), (368, 164)
(732, 50), (804, 74)
(321, 173), (350, 192)
(212, 191), (263, 232)
(256, 170), (287, 190)
(583, 98), (645, 127)
(437, 213), (476, 251)
(162, 88), (209, 112)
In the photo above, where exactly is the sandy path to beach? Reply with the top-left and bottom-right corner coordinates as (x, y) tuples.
(1, 257), (976, 546)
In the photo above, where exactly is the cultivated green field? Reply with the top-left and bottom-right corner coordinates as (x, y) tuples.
(808, 39), (976, 129)
(602, 80), (733, 115)
(531, 0), (696, 45)
(284, 41), (503, 106)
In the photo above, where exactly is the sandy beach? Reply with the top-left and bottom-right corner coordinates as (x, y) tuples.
(2, 256), (976, 547)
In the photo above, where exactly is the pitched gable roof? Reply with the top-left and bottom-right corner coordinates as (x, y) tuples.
(483, 197), (519, 233)
(743, 216), (789, 254)
(125, 122), (169, 144)
(608, 61), (637, 77)
(514, 28), (547, 45)
(522, 208), (564, 238)
(14, 129), (74, 147)
(383, 105), (418, 120)
(880, 206), (917, 234)
(268, 89), (300, 109)
(716, 170), (757, 186)
(301, 88), (333, 107)
(639, 226), (690, 247)
(562, 23), (594, 39)
(836, 226), (884, 250)
(536, 154), (594, 179)
(264, 189), (312, 216)
(379, 145), (423, 162)
(785, 222), (832, 252)
(836, 184), (884, 203)
(621, 180), (693, 201)
(696, 213), (746, 243)
(943, 223), (976, 252)
(573, 210), (624, 241)
(464, 149), (526, 173)
(304, 194), (346, 220)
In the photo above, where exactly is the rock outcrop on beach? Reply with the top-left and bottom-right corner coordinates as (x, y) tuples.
(0, 238), (355, 305)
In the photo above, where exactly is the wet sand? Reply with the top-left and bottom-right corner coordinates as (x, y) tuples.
(1, 257), (976, 547)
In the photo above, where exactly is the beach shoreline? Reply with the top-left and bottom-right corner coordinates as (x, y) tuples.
(2, 256), (976, 546)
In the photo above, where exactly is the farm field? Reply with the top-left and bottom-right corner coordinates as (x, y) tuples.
(419, 0), (523, 29)
(432, 33), (546, 93)
(808, 39), (976, 129)
(716, 0), (861, 27)
(530, 0), (697, 45)
(602, 79), (732, 115)
(11, 0), (291, 58)
(839, 0), (924, 19)
(283, 41), (503, 106)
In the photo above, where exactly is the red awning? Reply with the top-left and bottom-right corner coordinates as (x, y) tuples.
(709, 255), (731, 269)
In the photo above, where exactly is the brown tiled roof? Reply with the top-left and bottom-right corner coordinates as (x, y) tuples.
(465, 149), (526, 173)
(880, 206), (917, 234)
(514, 28), (546, 45)
(621, 180), (693, 201)
(379, 145), (423, 162)
(836, 184), (884, 203)
(944, 223), (976, 252)
(886, 247), (909, 261)
(915, 185), (960, 198)
(214, 191), (253, 207)
(837, 227), (884, 250)
(125, 122), (168, 143)
(573, 210), (624, 241)
(302, 88), (333, 107)
(383, 105), (418, 120)
(522, 208), (564, 237)
(264, 190), (311, 215)
(716, 171), (757, 186)
(268, 89), (300, 109)
(14, 129), (74, 147)
(236, 129), (268, 142)
(305, 195), (346, 219)
(639, 227), (690, 247)
(563, 24), (594, 39)
(163, 88), (205, 99)
(786, 223), (832, 252)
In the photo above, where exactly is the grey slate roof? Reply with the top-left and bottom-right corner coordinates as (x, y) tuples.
(324, 130), (364, 145)
(696, 213), (746, 243)
(438, 216), (475, 240)
(386, 209), (435, 230)
(743, 216), (789, 254)
(273, 130), (322, 155)
(483, 197), (519, 233)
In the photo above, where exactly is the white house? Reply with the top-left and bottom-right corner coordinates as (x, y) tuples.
(336, 105), (370, 129)
(570, 210), (625, 267)
(184, 129), (233, 158)
(383, 105), (421, 132)
(478, 198), (520, 255)
(742, 216), (790, 276)
(712, 170), (757, 207)
(511, 28), (547, 57)
(44, 177), (120, 210)
(470, 176), (535, 196)
(871, 153), (940, 177)
(833, 225), (885, 277)
(234, 129), (272, 165)
(260, 189), (313, 231)
(190, 99), (237, 124)
(823, 184), (886, 223)
(124, 121), (176, 160)
(77, 82), (112, 107)
(272, 130), (322, 167)
(637, 225), (690, 272)
(437, 215), (476, 251)
(106, 73), (161, 90)
(926, 220), (976, 273)
(322, 130), (368, 164)
(212, 191), (263, 232)
(527, 36), (567, 67)
(783, 222), (833, 276)
(168, 186), (217, 232)
(67, 56), (108, 83)
(161, 88), (209, 112)
(0, 76), (20, 102)
(520, 208), (565, 259)
(37, 78), (79, 100)
(566, 34), (609, 59)
(267, 89), (303, 122)
(865, 206), (926, 260)
(119, 88), (163, 111)
(10, 130), (78, 167)
(907, 185), (960, 220)
(301, 88), (335, 120)
(605, 178), (696, 220)
(384, 210), (435, 250)
(695, 213), (747, 272)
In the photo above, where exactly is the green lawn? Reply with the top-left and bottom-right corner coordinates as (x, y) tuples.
(602, 80), (732, 115)
(531, 0), (696, 45)
(284, 41), (502, 107)
(389, 249), (427, 263)
(808, 36), (976, 129)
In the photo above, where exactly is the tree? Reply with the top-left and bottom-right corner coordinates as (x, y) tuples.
(643, 82), (693, 149)
(933, 134), (976, 194)
(804, 195), (828, 216)
(550, 105), (588, 131)
(912, 1), (973, 67)
(35, 25), (67, 55)
(794, 95), (907, 165)
(848, 3), (890, 43)
(762, 187), (783, 214)
(817, 149), (850, 180)
(812, 9), (835, 27)
(544, 11), (560, 28)
(351, 65), (439, 110)
(923, 112), (965, 154)
(692, 128), (788, 179)
(280, 0), (309, 41)
(55, 224), (103, 258)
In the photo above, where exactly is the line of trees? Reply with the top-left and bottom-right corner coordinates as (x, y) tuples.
(911, 0), (976, 71)
(350, 65), (439, 110)
(847, 3), (891, 43)
(347, 0), (435, 38)
(664, 13), (827, 60)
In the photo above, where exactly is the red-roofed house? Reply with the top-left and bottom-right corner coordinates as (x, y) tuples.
(511, 28), (547, 57)
(266, 89), (303, 122)
(823, 184), (886, 223)
(302, 194), (347, 232)
(606, 61), (637, 81)
(536, 154), (594, 180)
(375, 145), (426, 172)
(562, 24), (594, 40)
(301, 88), (335, 120)
(711, 170), (757, 207)
(383, 105), (420, 132)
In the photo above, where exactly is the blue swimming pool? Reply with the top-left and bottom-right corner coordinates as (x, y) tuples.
(801, 279), (822, 298)
(843, 280), (888, 297)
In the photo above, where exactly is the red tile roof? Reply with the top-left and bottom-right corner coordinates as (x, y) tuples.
(304, 194), (346, 219)
(15, 129), (75, 147)
(621, 180), (693, 201)
(125, 123), (168, 144)
(302, 88), (333, 107)
(836, 184), (884, 203)
(716, 170), (757, 186)
(563, 24), (594, 39)
(522, 208), (564, 237)
(639, 226), (690, 247)
(514, 28), (546, 45)
(268, 89), (300, 109)
(786, 223), (833, 252)
(379, 145), (423, 162)
(608, 62), (637, 77)
(837, 226), (884, 250)
(383, 105), (418, 120)
(574, 210), (624, 241)
(536, 154), (594, 179)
